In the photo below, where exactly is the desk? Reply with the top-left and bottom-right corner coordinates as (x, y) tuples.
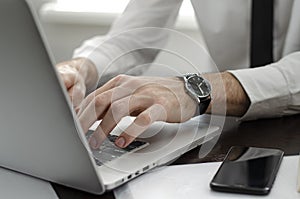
(52, 114), (300, 199)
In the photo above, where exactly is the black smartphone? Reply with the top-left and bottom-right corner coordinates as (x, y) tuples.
(210, 146), (284, 195)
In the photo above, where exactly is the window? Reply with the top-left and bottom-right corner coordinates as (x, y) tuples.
(41, 0), (197, 30)
(54, 0), (194, 17)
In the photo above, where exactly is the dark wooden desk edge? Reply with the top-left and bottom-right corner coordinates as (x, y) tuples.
(53, 114), (300, 199)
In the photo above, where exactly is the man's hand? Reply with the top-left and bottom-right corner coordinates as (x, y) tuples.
(77, 75), (198, 149)
(77, 72), (250, 149)
(56, 58), (98, 109)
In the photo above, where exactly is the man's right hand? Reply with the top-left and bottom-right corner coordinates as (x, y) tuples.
(56, 58), (98, 109)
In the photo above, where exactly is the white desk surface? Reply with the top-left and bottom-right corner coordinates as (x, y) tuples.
(114, 156), (300, 199)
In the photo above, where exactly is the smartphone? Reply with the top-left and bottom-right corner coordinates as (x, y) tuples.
(210, 146), (284, 195)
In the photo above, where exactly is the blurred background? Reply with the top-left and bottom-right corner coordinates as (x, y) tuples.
(29, 0), (213, 75)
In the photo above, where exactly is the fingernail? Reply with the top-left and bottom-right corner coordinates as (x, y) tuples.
(115, 137), (126, 148)
(89, 136), (98, 149)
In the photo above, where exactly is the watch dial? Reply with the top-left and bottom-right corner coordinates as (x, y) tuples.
(188, 75), (211, 97)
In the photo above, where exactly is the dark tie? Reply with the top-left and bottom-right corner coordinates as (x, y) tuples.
(250, 0), (274, 67)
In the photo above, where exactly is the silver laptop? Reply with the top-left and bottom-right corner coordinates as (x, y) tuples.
(0, 0), (220, 194)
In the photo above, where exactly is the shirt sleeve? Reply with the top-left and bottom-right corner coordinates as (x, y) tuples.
(73, 0), (183, 85)
(228, 51), (300, 120)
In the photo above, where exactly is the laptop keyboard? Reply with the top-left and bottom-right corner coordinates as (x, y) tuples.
(87, 131), (148, 166)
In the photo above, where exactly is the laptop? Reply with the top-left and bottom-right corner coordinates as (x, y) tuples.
(0, 0), (220, 194)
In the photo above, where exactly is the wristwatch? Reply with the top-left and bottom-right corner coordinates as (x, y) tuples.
(180, 73), (212, 115)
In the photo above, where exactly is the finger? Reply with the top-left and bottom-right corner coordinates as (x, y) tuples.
(88, 127), (108, 150)
(78, 86), (133, 134)
(77, 74), (127, 116)
(57, 65), (78, 89)
(89, 95), (153, 149)
(115, 104), (167, 148)
(68, 81), (86, 107)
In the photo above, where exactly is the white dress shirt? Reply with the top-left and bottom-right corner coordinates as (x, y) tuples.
(73, 0), (300, 120)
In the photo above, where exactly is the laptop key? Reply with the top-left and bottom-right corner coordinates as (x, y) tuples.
(87, 133), (148, 166)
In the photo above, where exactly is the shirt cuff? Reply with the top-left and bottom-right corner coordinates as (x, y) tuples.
(228, 65), (290, 121)
(73, 37), (109, 74)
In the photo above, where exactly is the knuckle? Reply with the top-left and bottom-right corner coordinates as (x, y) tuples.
(111, 100), (126, 112)
(64, 77), (74, 87)
(114, 74), (128, 83)
(84, 93), (94, 104)
(94, 95), (106, 107)
(136, 113), (152, 126)
(155, 96), (166, 105)
(128, 78), (141, 87)
(60, 73), (78, 85)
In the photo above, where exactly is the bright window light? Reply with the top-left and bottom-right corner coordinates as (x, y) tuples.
(55, 0), (194, 17)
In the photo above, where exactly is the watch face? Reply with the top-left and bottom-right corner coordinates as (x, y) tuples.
(187, 75), (211, 98)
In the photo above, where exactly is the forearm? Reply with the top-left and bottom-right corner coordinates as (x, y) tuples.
(203, 72), (250, 116)
(228, 52), (300, 120)
(73, 0), (183, 85)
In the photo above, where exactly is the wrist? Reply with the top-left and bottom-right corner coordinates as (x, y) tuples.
(203, 72), (250, 116)
(224, 72), (250, 116)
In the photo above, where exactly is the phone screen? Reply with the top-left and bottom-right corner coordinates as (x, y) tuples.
(210, 146), (284, 195)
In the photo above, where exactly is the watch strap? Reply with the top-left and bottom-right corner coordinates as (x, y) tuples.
(199, 97), (211, 115)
